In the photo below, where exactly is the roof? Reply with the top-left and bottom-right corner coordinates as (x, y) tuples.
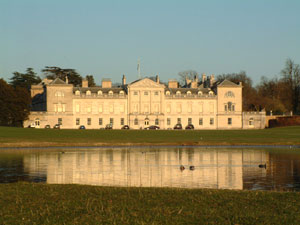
(218, 79), (240, 87)
(49, 78), (66, 85)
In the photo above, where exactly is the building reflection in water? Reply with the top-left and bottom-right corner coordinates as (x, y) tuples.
(23, 148), (268, 190)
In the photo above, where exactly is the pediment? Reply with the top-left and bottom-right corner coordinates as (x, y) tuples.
(129, 78), (165, 88)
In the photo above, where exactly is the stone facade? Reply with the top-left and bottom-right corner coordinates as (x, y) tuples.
(24, 75), (266, 129)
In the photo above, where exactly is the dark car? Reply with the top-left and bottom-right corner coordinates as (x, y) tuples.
(79, 125), (86, 129)
(45, 125), (51, 129)
(121, 125), (130, 129)
(53, 124), (60, 129)
(105, 124), (113, 129)
(185, 124), (194, 130)
(173, 124), (182, 130)
(144, 125), (160, 130)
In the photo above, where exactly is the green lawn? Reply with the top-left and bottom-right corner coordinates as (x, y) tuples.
(0, 183), (299, 224)
(0, 126), (300, 147)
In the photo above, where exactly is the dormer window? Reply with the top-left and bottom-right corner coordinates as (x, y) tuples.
(187, 91), (192, 96)
(209, 91), (214, 96)
(198, 91), (203, 96)
(176, 91), (181, 96)
(86, 90), (91, 96)
(75, 90), (80, 96)
(166, 91), (170, 96)
(108, 90), (113, 96)
(97, 90), (103, 96)
(119, 90), (124, 96)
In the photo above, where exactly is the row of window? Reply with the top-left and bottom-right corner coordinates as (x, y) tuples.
(75, 90), (125, 96)
(57, 117), (235, 126)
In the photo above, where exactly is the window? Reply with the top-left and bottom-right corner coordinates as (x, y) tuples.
(226, 102), (235, 112)
(99, 105), (103, 113)
(87, 118), (91, 125)
(120, 104), (125, 113)
(99, 118), (103, 125)
(199, 118), (203, 125)
(133, 91), (138, 96)
(144, 105), (149, 113)
(108, 91), (113, 96)
(167, 118), (171, 125)
(198, 91), (203, 96)
(187, 91), (192, 96)
(210, 118), (214, 125)
(228, 118), (232, 125)
(209, 103), (214, 113)
(134, 118), (138, 125)
(154, 104), (159, 113)
(119, 91), (124, 96)
(121, 118), (124, 125)
(177, 104), (182, 113)
(97, 90), (102, 96)
(177, 118), (181, 124)
(144, 91), (148, 96)
(75, 90), (80, 96)
(155, 118), (159, 125)
(166, 105), (171, 113)
(166, 91), (170, 96)
(76, 118), (80, 125)
(110, 118), (114, 125)
(87, 105), (91, 113)
(176, 91), (181, 96)
(209, 91), (214, 96)
(76, 104), (80, 113)
(144, 118), (149, 126)
(199, 103), (203, 113)
(249, 118), (254, 126)
(55, 91), (64, 97)
(86, 90), (91, 96)
(225, 105), (228, 112)
(225, 91), (235, 98)
(154, 91), (159, 96)
(188, 118), (192, 125)
(109, 104), (114, 113)
(188, 104), (192, 113)
(58, 118), (62, 125)
(134, 104), (138, 113)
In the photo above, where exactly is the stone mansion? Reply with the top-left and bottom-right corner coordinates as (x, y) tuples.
(24, 74), (266, 129)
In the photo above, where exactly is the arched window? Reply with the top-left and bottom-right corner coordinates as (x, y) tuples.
(86, 90), (91, 96)
(166, 91), (170, 96)
(198, 91), (203, 96)
(119, 90), (124, 96)
(108, 90), (113, 96)
(97, 90), (103, 96)
(75, 90), (80, 96)
(155, 118), (159, 125)
(187, 91), (192, 96)
(249, 118), (254, 126)
(209, 91), (214, 96)
(176, 91), (181, 96)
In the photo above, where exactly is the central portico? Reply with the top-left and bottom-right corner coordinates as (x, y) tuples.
(127, 77), (165, 129)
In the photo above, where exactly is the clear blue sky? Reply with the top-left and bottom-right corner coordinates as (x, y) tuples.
(1, 0), (300, 85)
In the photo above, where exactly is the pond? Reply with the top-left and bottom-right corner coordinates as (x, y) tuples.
(1, 147), (300, 191)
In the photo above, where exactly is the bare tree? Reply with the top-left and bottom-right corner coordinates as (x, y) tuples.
(178, 70), (199, 86)
(281, 58), (300, 114)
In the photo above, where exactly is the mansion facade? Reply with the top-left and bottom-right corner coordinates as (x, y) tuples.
(24, 74), (266, 129)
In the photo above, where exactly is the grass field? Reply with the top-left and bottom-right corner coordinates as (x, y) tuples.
(1, 126), (300, 147)
(0, 183), (299, 224)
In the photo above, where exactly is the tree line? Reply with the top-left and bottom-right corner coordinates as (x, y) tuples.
(0, 59), (299, 126)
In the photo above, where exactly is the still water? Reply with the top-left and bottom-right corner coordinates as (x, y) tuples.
(1, 147), (300, 191)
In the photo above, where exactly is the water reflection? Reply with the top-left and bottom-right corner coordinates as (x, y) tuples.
(2, 147), (300, 191)
(20, 148), (269, 190)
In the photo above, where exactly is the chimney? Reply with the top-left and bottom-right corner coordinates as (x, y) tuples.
(122, 74), (126, 86)
(102, 79), (112, 88)
(65, 75), (68, 84)
(168, 79), (178, 88)
(191, 75), (198, 88)
(202, 73), (206, 83)
(156, 74), (160, 84)
(82, 79), (88, 88)
(210, 74), (215, 86)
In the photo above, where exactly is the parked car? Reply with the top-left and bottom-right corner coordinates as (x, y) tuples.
(121, 125), (130, 129)
(53, 124), (60, 129)
(105, 124), (113, 129)
(173, 124), (182, 130)
(185, 124), (194, 130)
(44, 125), (51, 129)
(144, 125), (160, 130)
(79, 125), (86, 129)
